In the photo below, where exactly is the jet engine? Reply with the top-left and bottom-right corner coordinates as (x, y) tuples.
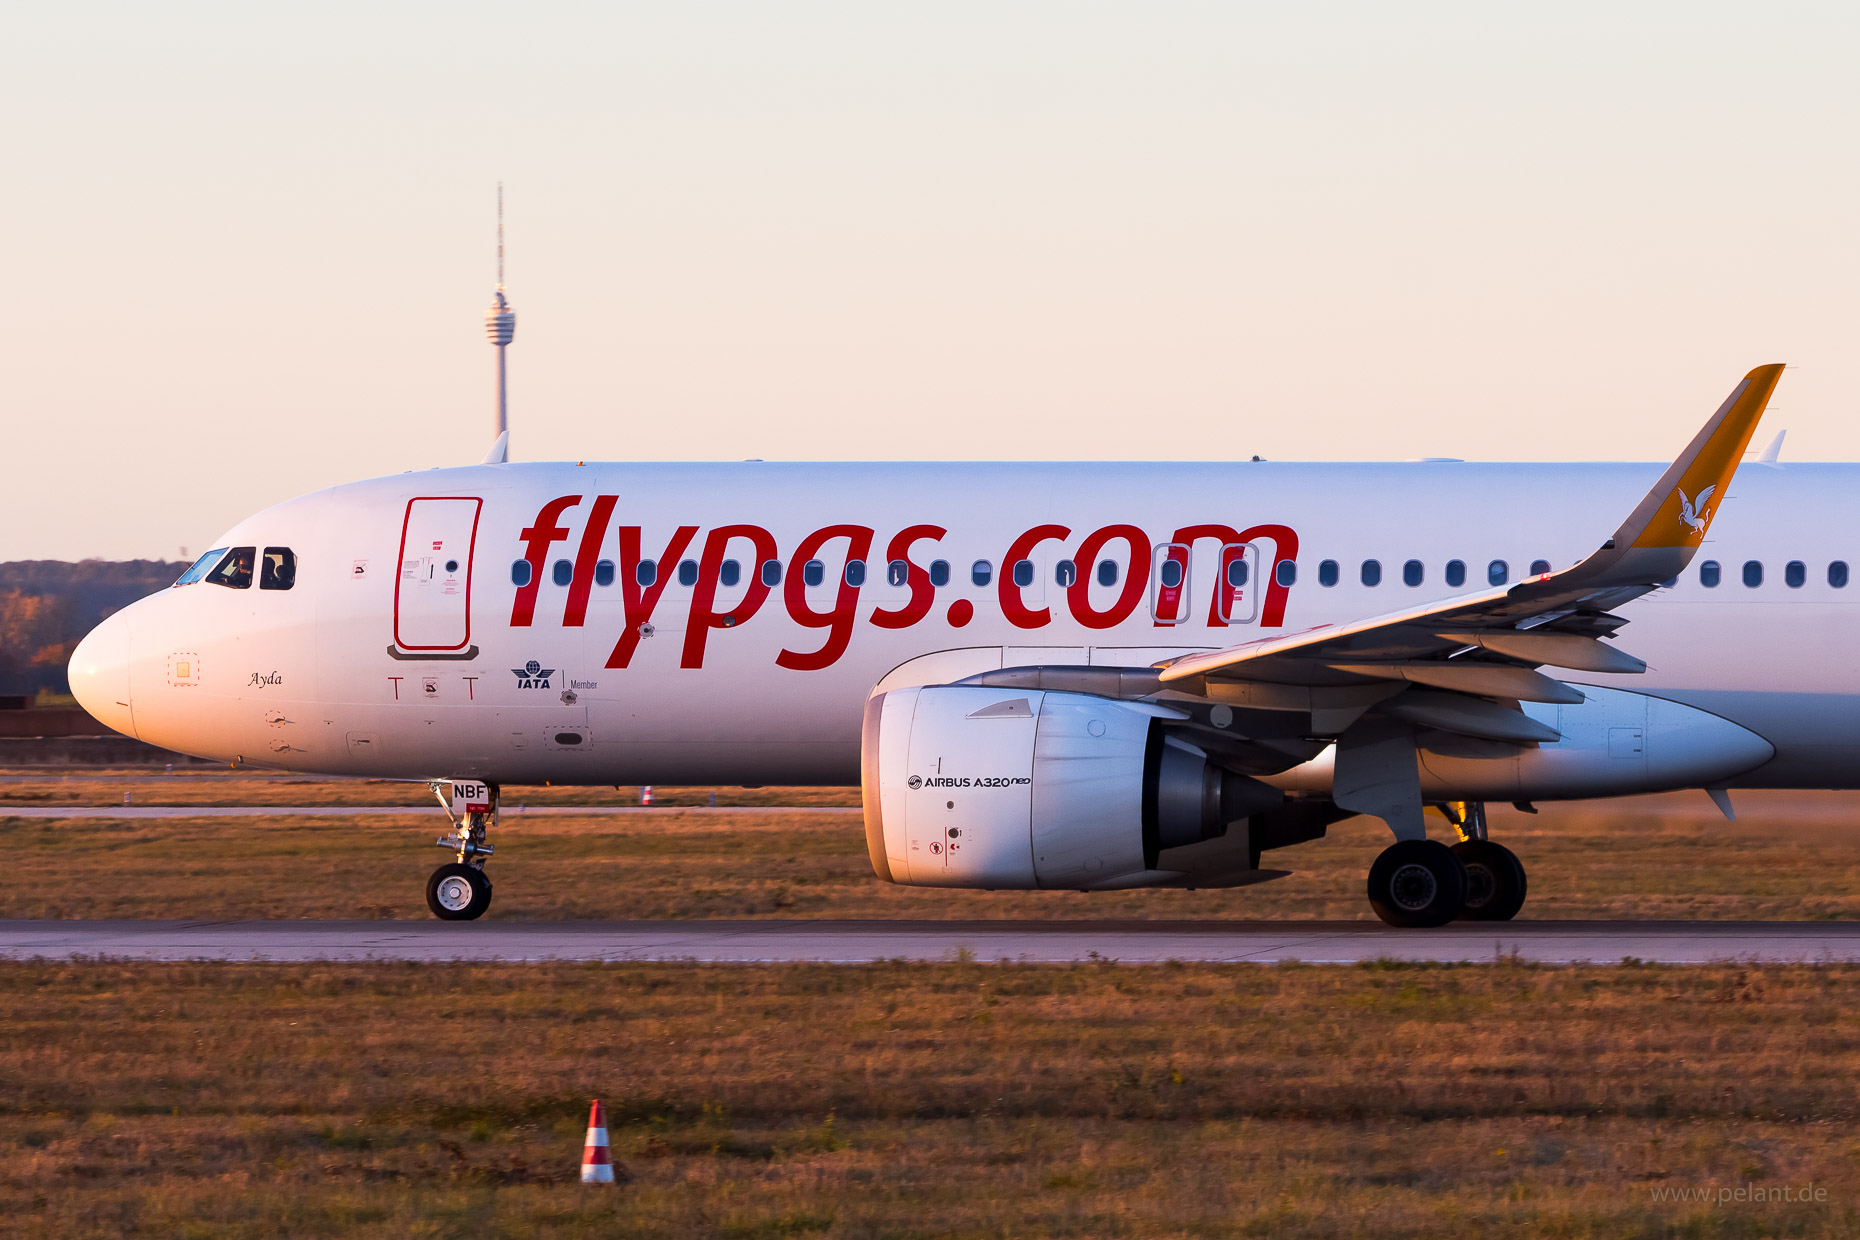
(861, 685), (1284, 889)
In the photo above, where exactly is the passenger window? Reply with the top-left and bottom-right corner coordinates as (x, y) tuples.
(803, 560), (825, 587)
(972, 560), (993, 587)
(511, 560), (532, 587)
(887, 559), (909, 588)
(259, 547), (296, 591)
(1055, 559), (1077, 587)
(552, 559), (572, 587)
(1361, 560), (1382, 587)
(1785, 560), (1806, 589)
(594, 560), (615, 588)
(845, 560), (867, 587)
(206, 547), (256, 589)
(678, 560), (699, 587)
(1700, 560), (1721, 588)
(1832, 561), (1850, 589)
(1231, 560), (1252, 588)
(1530, 559), (1551, 577)
(1402, 559), (1423, 587)
(174, 548), (229, 587)
(1013, 560), (1035, 588)
(637, 559), (657, 587)
(1275, 560), (1296, 587)
(1444, 559), (1465, 588)
(760, 560), (782, 587)
(1158, 559), (1183, 589)
(930, 559), (950, 588)
(719, 559), (741, 588)
(1096, 560), (1118, 587)
(1742, 560), (1762, 588)
(1487, 560), (1508, 586)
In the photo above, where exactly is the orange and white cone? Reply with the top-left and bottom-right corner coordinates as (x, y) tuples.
(581, 1099), (614, 1184)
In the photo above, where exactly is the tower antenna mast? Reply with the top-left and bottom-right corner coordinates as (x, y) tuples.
(485, 183), (517, 460)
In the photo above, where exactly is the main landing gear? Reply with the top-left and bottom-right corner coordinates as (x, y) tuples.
(426, 779), (497, 921)
(1364, 801), (1528, 927)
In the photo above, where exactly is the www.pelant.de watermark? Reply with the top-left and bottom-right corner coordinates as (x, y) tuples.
(1649, 1181), (1829, 1206)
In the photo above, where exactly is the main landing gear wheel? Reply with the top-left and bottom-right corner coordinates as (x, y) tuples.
(1451, 839), (1528, 922)
(1367, 839), (1468, 928)
(427, 862), (492, 921)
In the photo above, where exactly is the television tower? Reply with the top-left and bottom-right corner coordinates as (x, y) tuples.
(485, 183), (516, 459)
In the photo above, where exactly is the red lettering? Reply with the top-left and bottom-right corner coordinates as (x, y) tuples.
(778, 524), (876, 671)
(869, 524), (947, 630)
(562, 495), (618, 626)
(510, 495), (582, 626)
(1237, 524), (1299, 627)
(998, 525), (1070, 629)
(681, 525), (778, 669)
(1066, 525), (1151, 629)
(605, 525), (699, 668)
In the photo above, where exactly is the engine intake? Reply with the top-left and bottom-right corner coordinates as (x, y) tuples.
(862, 685), (1282, 889)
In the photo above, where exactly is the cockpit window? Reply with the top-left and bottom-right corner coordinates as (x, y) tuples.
(205, 547), (256, 589)
(260, 547), (297, 590)
(174, 548), (229, 587)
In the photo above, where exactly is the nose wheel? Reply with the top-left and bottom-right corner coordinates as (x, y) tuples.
(427, 862), (493, 920)
(427, 779), (498, 921)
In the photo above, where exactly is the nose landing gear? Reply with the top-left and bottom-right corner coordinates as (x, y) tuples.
(427, 779), (496, 921)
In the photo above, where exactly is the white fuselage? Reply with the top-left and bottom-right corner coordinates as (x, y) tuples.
(69, 459), (1860, 794)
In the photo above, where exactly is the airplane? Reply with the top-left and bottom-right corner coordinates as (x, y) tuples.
(69, 363), (1812, 927)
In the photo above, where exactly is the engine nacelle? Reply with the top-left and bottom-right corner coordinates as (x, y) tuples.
(861, 685), (1282, 890)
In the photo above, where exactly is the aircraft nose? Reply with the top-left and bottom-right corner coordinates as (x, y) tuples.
(68, 611), (137, 739)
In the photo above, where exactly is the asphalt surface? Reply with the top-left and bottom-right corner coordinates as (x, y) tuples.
(3, 919), (1857, 964)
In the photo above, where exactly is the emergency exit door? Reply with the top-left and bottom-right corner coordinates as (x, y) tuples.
(395, 497), (482, 652)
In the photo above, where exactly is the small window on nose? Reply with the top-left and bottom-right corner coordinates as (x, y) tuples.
(260, 548), (296, 591)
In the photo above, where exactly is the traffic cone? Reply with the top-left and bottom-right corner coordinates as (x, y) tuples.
(641, 785), (653, 806)
(581, 1099), (614, 1184)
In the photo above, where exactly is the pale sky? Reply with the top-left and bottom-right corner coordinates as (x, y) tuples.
(6, 2), (1858, 560)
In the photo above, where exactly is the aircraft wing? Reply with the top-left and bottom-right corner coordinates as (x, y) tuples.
(1156, 364), (1785, 719)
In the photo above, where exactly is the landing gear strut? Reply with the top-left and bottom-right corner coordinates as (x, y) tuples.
(427, 779), (496, 921)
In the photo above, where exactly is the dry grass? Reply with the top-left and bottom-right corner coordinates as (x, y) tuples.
(3, 959), (1860, 1237)
(2, 780), (1860, 920)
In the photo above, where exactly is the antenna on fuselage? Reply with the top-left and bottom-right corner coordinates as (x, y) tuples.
(483, 183), (516, 464)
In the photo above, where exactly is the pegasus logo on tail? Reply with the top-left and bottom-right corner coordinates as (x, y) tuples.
(1678, 485), (1716, 537)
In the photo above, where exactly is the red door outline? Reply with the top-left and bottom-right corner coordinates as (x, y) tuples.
(394, 497), (482, 651)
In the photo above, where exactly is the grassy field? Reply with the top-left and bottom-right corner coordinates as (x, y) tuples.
(3, 959), (1858, 1237)
(2, 772), (1860, 920)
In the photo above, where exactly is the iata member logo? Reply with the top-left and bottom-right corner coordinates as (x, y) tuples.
(511, 660), (555, 689)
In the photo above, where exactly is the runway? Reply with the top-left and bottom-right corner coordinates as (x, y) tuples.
(4, 919), (1859, 964)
